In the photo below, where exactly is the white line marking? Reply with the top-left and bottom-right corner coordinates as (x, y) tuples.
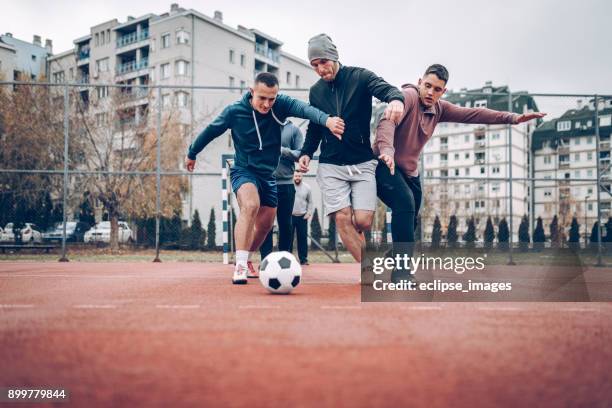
(563, 308), (599, 313)
(156, 304), (201, 309)
(478, 307), (522, 311)
(402, 305), (443, 311)
(238, 305), (280, 310)
(0, 304), (35, 309)
(320, 305), (362, 310)
(74, 304), (117, 309)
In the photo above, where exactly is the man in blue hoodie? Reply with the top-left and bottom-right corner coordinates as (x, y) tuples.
(186, 73), (344, 284)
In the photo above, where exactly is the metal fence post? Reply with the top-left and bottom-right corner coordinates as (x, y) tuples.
(59, 85), (69, 262)
(594, 95), (604, 266)
(507, 92), (515, 265)
(153, 86), (162, 263)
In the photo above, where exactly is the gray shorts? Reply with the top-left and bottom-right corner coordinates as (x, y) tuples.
(316, 160), (378, 216)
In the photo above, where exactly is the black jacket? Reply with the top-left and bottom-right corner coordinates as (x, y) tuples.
(301, 65), (404, 165)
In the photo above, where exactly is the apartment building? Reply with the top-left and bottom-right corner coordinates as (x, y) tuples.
(420, 82), (540, 241)
(46, 4), (319, 244)
(532, 97), (612, 239)
(0, 33), (52, 81)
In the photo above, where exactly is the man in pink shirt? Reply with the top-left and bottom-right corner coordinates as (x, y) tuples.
(374, 64), (545, 281)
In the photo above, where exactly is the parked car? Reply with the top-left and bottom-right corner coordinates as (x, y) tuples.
(84, 221), (134, 244)
(43, 221), (91, 243)
(1, 223), (43, 243)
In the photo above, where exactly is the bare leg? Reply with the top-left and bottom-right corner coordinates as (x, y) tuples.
(333, 207), (371, 262)
(249, 206), (277, 252)
(235, 183), (260, 251)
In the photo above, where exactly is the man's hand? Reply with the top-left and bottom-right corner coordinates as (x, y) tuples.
(384, 100), (404, 124)
(379, 153), (395, 175)
(515, 112), (547, 124)
(325, 116), (345, 140)
(304, 213), (311, 220)
(298, 156), (310, 173)
(185, 157), (196, 172)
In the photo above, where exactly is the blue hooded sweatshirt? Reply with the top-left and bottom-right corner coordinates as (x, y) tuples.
(188, 92), (329, 177)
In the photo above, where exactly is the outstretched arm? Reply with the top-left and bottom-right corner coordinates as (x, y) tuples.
(440, 100), (546, 125)
(185, 105), (232, 171)
(278, 94), (344, 138)
(363, 68), (404, 124)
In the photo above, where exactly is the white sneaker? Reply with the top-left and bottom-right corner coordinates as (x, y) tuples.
(232, 264), (248, 285)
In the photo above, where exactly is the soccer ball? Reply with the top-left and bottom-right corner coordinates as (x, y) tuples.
(259, 251), (302, 294)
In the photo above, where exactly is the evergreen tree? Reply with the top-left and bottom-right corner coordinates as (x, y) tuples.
(189, 210), (205, 250)
(568, 216), (580, 248)
(326, 216), (337, 250)
(497, 218), (509, 250)
(484, 216), (495, 249)
(533, 216), (545, 250)
(463, 217), (476, 248)
(37, 192), (54, 231)
(310, 208), (322, 249)
(605, 217), (612, 243)
(207, 208), (217, 250)
(589, 221), (600, 245)
(518, 214), (530, 251)
(78, 191), (96, 227)
(431, 215), (442, 249)
(446, 215), (458, 248)
(550, 215), (560, 248)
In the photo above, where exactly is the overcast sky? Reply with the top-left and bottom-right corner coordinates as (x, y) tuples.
(3, 0), (611, 99)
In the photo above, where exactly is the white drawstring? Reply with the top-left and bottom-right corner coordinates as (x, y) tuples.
(271, 109), (287, 125)
(251, 110), (263, 151)
(346, 165), (362, 177)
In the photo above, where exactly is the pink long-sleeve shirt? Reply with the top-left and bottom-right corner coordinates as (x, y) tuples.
(374, 84), (518, 176)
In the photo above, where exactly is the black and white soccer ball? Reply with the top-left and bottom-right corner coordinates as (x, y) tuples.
(259, 251), (302, 294)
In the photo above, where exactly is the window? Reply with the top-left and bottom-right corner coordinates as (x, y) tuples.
(229, 49), (235, 64)
(162, 94), (171, 107)
(465, 202), (470, 209)
(465, 185), (471, 194)
(544, 190), (552, 197)
(587, 169), (593, 177)
(575, 122), (581, 129)
(95, 33), (99, 46)
(474, 99), (487, 108)
(176, 30), (190, 44)
(587, 136), (593, 144)
(176, 91), (188, 108)
(574, 153), (580, 161)
(286, 71), (291, 85)
(425, 155), (433, 163)
(480, 167), (485, 174)
(454, 153), (459, 160)
(229, 76), (235, 91)
(491, 133), (500, 141)
(559, 154), (570, 163)
(600, 115), (612, 127)
(240, 80), (246, 93)
(97, 86), (108, 99)
(575, 136), (581, 145)
(587, 203), (593, 211)
(492, 166), (500, 174)
(543, 156), (551, 164)
(465, 152), (470, 159)
(161, 33), (171, 49)
(587, 120), (592, 127)
(295, 75), (300, 88)
(31, 55), (36, 62)
(175, 60), (190, 76)
(574, 170), (580, 178)
(465, 134), (470, 143)
(53, 71), (65, 83)
(68, 68), (74, 80)
(454, 169), (459, 176)
(107, 30), (111, 44)
(96, 58), (109, 73)
(240, 54), (246, 67)
(441, 153), (448, 161)
(465, 167), (470, 176)
(492, 183), (500, 192)
(587, 152), (593, 160)
(161, 63), (170, 79)
(557, 121), (571, 131)
(95, 113), (107, 126)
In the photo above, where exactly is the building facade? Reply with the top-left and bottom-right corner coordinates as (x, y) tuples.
(46, 4), (319, 245)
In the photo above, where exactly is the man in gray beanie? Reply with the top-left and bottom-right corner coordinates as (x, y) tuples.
(298, 33), (404, 263)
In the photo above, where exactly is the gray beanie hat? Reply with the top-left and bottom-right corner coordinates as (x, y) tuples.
(307, 34), (339, 62)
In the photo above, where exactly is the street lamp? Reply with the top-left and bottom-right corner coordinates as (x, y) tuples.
(584, 195), (591, 247)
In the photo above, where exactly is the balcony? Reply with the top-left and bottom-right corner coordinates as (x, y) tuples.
(559, 161), (570, 169)
(440, 144), (448, 151)
(474, 140), (486, 149)
(601, 141), (611, 150)
(475, 158), (485, 165)
(116, 29), (150, 49)
(255, 43), (280, 63)
(116, 59), (149, 75)
(440, 160), (448, 167)
(78, 49), (90, 61)
(558, 146), (570, 155)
